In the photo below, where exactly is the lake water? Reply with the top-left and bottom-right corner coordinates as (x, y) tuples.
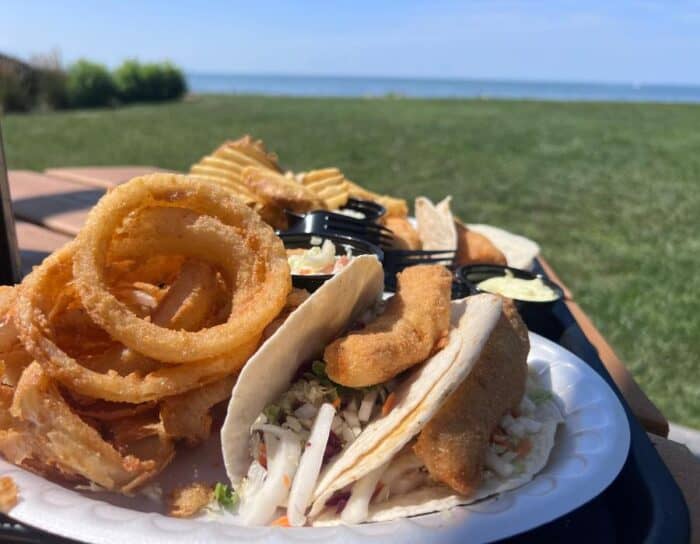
(187, 73), (700, 103)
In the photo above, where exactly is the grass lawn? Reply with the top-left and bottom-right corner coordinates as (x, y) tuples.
(2, 95), (699, 427)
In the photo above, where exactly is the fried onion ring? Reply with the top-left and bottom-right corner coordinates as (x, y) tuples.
(16, 245), (261, 402)
(72, 174), (290, 362)
(0, 362), (174, 492)
(160, 374), (237, 445)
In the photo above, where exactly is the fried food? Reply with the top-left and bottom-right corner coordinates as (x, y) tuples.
(189, 135), (290, 229)
(413, 299), (528, 496)
(0, 476), (17, 513)
(262, 288), (310, 340)
(167, 482), (214, 518)
(325, 265), (452, 387)
(72, 174), (290, 363)
(226, 135), (281, 172)
(385, 216), (422, 250)
(0, 286), (32, 387)
(455, 221), (507, 266)
(214, 135), (280, 172)
(149, 259), (220, 332)
(345, 179), (408, 218)
(298, 168), (350, 210)
(0, 362), (174, 493)
(0, 172), (303, 498)
(19, 246), (260, 403)
(242, 166), (323, 213)
(17, 244), (261, 402)
(160, 374), (237, 445)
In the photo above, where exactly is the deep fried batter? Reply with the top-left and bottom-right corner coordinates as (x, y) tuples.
(167, 482), (214, 518)
(0, 476), (17, 513)
(242, 166), (323, 213)
(324, 265), (452, 387)
(455, 221), (507, 266)
(414, 299), (528, 496)
(262, 288), (310, 340)
(160, 374), (237, 446)
(385, 217), (422, 251)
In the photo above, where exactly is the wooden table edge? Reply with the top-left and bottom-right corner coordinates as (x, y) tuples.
(538, 256), (669, 437)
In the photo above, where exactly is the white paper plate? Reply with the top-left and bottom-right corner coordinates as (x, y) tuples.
(1, 333), (629, 544)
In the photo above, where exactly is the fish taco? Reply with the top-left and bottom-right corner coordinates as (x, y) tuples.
(221, 256), (562, 527)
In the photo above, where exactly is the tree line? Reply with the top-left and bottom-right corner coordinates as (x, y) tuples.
(1, 53), (187, 113)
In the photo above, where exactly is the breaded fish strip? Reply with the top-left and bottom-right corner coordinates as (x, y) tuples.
(455, 221), (507, 267)
(385, 217), (422, 251)
(414, 299), (528, 496)
(324, 265), (452, 387)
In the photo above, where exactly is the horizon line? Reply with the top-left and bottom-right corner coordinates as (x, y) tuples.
(184, 70), (700, 90)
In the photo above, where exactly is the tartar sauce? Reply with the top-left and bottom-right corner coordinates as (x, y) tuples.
(477, 270), (558, 302)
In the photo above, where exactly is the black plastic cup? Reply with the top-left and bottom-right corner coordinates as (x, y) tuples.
(279, 232), (384, 292)
(337, 198), (386, 223)
(284, 198), (387, 232)
(455, 264), (564, 310)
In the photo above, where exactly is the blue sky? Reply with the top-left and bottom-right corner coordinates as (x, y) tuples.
(1, 1), (698, 85)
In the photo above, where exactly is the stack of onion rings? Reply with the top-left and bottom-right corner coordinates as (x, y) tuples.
(0, 173), (291, 493)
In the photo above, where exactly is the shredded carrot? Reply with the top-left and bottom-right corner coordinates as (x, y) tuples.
(258, 443), (267, 469)
(516, 438), (532, 459)
(283, 474), (291, 488)
(271, 515), (290, 527)
(332, 397), (341, 409)
(381, 392), (397, 416)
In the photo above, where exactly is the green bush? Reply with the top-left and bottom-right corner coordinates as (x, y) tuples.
(114, 60), (186, 103)
(113, 59), (144, 102)
(66, 60), (116, 108)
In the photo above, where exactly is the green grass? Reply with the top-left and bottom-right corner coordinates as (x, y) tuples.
(3, 95), (699, 427)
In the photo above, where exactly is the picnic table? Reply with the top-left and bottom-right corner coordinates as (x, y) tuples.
(3, 165), (699, 542)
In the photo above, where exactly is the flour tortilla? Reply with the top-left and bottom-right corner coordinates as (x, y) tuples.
(467, 224), (541, 270)
(221, 257), (504, 508)
(308, 295), (503, 515)
(415, 195), (541, 270)
(221, 255), (385, 484)
(312, 393), (563, 525)
(415, 196), (457, 251)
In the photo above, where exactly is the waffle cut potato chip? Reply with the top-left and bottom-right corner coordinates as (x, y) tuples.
(223, 135), (281, 172)
(189, 135), (289, 228)
(295, 168), (349, 210)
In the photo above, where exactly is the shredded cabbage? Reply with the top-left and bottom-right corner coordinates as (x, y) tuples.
(287, 239), (353, 275)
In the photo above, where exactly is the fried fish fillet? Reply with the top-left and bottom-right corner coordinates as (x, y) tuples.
(455, 221), (507, 267)
(242, 166), (323, 213)
(414, 299), (528, 496)
(385, 216), (422, 251)
(325, 265), (452, 387)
